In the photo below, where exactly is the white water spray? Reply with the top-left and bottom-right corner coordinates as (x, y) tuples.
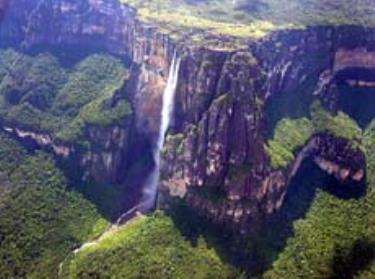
(140, 51), (181, 211)
(116, 52), (181, 224)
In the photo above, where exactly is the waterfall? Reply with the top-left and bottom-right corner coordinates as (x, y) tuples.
(140, 51), (181, 212)
(116, 52), (181, 224)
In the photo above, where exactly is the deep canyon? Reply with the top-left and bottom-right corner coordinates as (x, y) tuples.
(0, 0), (374, 278)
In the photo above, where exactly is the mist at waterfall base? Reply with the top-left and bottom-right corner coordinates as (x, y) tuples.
(116, 53), (181, 225)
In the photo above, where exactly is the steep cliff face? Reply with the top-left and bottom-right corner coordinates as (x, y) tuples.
(1, 117), (131, 185)
(0, 0), (373, 232)
(160, 26), (374, 233)
(0, 0), (176, 188)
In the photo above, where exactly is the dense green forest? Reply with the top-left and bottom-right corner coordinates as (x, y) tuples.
(0, 134), (237, 278)
(0, 0), (373, 276)
(61, 212), (238, 278)
(264, 119), (375, 278)
(254, 97), (372, 278)
(0, 49), (131, 144)
(266, 100), (362, 169)
(0, 133), (108, 278)
(0, 48), (373, 277)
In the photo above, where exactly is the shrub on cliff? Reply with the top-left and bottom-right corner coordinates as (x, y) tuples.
(0, 50), (67, 110)
(310, 100), (362, 142)
(364, 120), (375, 191)
(265, 117), (313, 168)
(0, 132), (26, 173)
(52, 54), (126, 116)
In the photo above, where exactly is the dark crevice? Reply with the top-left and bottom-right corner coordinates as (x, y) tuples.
(1, 124), (156, 222)
(120, 130), (155, 216)
(330, 238), (375, 279)
(336, 84), (375, 128)
(166, 155), (367, 277)
(264, 78), (317, 139)
(334, 67), (375, 128)
(336, 67), (375, 83)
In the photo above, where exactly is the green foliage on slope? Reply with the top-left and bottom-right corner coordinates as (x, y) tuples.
(0, 133), (27, 173)
(53, 54), (126, 116)
(0, 50), (67, 108)
(263, 117), (375, 278)
(263, 189), (372, 278)
(265, 117), (314, 168)
(360, 120), (375, 278)
(0, 133), (108, 278)
(62, 211), (237, 279)
(311, 100), (362, 142)
(0, 49), (131, 143)
(266, 101), (363, 169)
(364, 120), (375, 190)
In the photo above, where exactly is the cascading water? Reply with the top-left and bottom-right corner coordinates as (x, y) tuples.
(140, 51), (181, 211)
(116, 51), (181, 224)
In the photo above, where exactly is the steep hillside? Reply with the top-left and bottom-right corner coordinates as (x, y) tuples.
(0, 0), (373, 278)
(0, 49), (136, 219)
(61, 212), (238, 278)
(264, 119), (375, 278)
(0, 49), (130, 143)
(0, 133), (108, 278)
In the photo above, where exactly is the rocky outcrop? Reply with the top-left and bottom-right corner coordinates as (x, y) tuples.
(334, 48), (375, 72)
(0, 0), (177, 186)
(2, 126), (70, 157)
(1, 119), (131, 185)
(161, 130), (366, 234)
(160, 27), (373, 233)
(78, 123), (131, 184)
(0, 0), (179, 127)
(0, 0), (373, 231)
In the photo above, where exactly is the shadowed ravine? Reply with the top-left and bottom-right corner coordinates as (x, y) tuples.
(0, 0), (373, 277)
(163, 155), (369, 276)
(58, 52), (181, 274)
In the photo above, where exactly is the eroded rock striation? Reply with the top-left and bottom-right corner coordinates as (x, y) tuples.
(0, 0), (373, 229)
(160, 27), (373, 233)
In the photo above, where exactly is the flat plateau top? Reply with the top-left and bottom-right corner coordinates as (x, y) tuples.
(119, 0), (375, 41)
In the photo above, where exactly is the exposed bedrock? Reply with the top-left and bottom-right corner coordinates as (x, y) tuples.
(0, 0), (373, 230)
(160, 27), (374, 233)
(0, 0), (177, 186)
(1, 115), (132, 185)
